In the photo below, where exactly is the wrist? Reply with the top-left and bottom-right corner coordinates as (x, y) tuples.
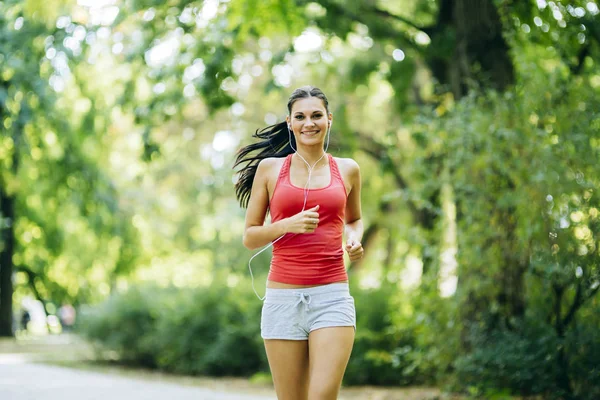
(274, 218), (289, 236)
(345, 232), (361, 243)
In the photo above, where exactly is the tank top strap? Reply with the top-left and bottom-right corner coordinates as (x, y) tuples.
(328, 154), (344, 184)
(276, 154), (293, 185)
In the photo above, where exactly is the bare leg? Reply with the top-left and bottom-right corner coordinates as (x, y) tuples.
(307, 327), (355, 400)
(264, 339), (309, 400)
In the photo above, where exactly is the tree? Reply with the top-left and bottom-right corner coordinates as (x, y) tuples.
(0, 0), (140, 336)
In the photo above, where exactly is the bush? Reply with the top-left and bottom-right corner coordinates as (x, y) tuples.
(77, 282), (267, 376)
(344, 282), (445, 386)
(453, 325), (560, 397)
(453, 320), (600, 400)
(78, 280), (446, 385)
(78, 284), (166, 367)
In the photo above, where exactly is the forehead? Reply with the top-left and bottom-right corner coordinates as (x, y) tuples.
(291, 97), (327, 114)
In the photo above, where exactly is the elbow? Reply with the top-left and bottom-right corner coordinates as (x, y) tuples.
(346, 217), (362, 226)
(242, 233), (256, 250)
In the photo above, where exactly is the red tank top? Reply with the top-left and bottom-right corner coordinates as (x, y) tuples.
(268, 153), (348, 285)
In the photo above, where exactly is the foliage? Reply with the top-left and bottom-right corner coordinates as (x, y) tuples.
(453, 316), (600, 400)
(345, 281), (454, 386)
(0, 0), (142, 315)
(77, 281), (267, 376)
(1, 0), (600, 397)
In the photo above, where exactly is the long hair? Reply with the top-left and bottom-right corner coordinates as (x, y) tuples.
(233, 86), (330, 208)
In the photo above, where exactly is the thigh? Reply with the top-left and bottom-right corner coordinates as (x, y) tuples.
(264, 339), (309, 400)
(307, 327), (355, 400)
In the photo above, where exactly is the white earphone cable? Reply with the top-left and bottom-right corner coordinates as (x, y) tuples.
(248, 120), (331, 300)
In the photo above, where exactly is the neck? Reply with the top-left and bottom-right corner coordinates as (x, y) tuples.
(294, 147), (327, 167)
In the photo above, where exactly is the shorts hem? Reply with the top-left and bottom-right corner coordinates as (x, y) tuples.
(309, 323), (356, 333)
(261, 335), (308, 340)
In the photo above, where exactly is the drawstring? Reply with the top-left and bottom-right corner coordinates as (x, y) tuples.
(294, 292), (312, 311)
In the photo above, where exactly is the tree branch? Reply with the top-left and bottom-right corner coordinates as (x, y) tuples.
(14, 265), (47, 312)
(354, 131), (430, 224)
(570, 42), (590, 75)
(562, 280), (599, 329)
(312, 0), (424, 53)
(373, 7), (426, 32)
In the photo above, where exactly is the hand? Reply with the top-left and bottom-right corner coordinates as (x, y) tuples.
(345, 238), (364, 261)
(284, 205), (320, 234)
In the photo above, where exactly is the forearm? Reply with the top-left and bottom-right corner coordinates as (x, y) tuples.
(344, 218), (363, 243)
(243, 219), (288, 250)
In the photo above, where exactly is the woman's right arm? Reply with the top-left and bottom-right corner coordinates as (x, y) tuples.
(243, 159), (288, 250)
(243, 159), (321, 250)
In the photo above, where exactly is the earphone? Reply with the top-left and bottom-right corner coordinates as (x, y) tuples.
(248, 118), (332, 300)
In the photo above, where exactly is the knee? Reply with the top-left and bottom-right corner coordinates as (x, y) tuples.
(308, 383), (339, 400)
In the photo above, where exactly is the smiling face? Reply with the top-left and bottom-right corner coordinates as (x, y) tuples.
(287, 97), (332, 149)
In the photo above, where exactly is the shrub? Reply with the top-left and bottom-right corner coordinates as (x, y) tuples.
(77, 282), (267, 376)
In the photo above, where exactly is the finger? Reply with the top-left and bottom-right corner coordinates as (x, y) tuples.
(349, 247), (363, 257)
(305, 221), (318, 229)
(349, 243), (361, 252)
(305, 212), (319, 218)
(308, 205), (320, 211)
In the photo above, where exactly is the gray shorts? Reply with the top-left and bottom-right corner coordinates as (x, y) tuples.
(260, 283), (356, 340)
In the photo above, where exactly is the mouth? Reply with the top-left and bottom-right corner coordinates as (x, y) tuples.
(301, 130), (320, 136)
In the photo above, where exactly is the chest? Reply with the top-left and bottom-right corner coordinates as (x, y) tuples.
(267, 157), (351, 201)
(288, 166), (332, 190)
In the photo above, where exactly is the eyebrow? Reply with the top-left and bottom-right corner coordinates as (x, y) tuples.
(293, 110), (324, 115)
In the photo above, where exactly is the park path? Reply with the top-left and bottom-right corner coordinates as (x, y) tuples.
(0, 334), (444, 400)
(0, 361), (274, 400)
(0, 334), (275, 400)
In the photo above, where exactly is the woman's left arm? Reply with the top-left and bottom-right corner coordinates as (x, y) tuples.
(344, 159), (364, 261)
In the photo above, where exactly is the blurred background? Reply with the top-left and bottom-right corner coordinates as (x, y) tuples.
(0, 0), (599, 398)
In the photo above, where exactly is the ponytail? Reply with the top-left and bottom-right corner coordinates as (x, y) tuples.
(234, 121), (295, 208)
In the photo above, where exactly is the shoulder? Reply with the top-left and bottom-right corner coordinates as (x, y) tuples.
(334, 157), (360, 176)
(257, 156), (286, 172)
(256, 156), (288, 183)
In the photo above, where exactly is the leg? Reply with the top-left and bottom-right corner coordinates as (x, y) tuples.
(307, 327), (355, 400)
(264, 339), (309, 400)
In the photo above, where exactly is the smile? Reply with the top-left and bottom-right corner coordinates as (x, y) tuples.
(301, 130), (320, 135)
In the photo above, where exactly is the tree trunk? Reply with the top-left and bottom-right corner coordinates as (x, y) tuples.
(427, 0), (514, 98)
(0, 79), (18, 337)
(431, 0), (524, 343)
(0, 186), (15, 337)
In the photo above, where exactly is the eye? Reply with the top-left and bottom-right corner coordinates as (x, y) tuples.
(295, 115), (304, 120)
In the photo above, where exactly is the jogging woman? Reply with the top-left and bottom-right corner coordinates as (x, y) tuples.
(234, 86), (364, 400)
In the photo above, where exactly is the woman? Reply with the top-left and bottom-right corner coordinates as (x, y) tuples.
(234, 86), (364, 400)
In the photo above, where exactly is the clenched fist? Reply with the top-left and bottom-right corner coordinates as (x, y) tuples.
(284, 205), (320, 234)
(345, 238), (364, 261)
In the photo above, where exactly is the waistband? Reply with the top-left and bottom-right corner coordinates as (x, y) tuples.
(264, 283), (350, 304)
